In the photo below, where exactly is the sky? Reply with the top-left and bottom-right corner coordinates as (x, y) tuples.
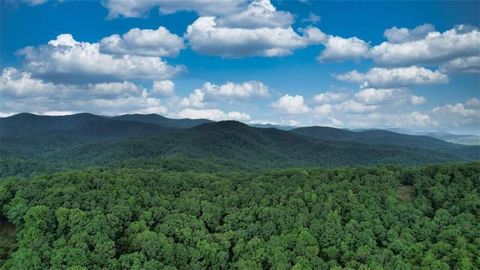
(0, 0), (479, 134)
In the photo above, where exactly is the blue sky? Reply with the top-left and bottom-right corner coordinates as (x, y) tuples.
(1, 0), (479, 134)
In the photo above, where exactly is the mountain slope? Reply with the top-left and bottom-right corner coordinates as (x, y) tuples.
(292, 126), (479, 160)
(0, 113), (477, 177)
(111, 114), (212, 128)
(18, 121), (471, 169)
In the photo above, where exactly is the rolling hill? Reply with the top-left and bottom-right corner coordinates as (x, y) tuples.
(0, 113), (478, 177)
(111, 114), (213, 128)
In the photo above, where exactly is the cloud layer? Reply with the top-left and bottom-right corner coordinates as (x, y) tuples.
(19, 34), (184, 83)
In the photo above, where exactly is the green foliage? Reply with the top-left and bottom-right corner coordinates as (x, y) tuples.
(1, 162), (479, 269)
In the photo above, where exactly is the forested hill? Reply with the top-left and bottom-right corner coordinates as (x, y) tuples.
(0, 113), (478, 178)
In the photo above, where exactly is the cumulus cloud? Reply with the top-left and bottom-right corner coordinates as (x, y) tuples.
(101, 0), (246, 18)
(180, 89), (206, 108)
(334, 66), (448, 88)
(100, 27), (184, 57)
(186, 16), (325, 57)
(18, 34), (184, 83)
(176, 108), (251, 121)
(272, 94), (310, 114)
(178, 80), (270, 109)
(309, 87), (430, 129)
(439, 56), (480, 74)
(370, 25), (480, 66)
(201, 81), (269, 98)
(151, 80), (175, 96)
(431, 98), (480, 129)
(383, 24), (435, 43)
(313, 92), (348, 104)
(355, 88), (425, 105)
(21, 0), (47, 5)
(216, 0), (294, 29)
(302, 12), (321, 24)
(0, 67), (168, 115)
(317, 36), (369, 62)
(335, 100), (377, 114)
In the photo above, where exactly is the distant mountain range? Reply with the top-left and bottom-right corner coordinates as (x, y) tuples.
(1, 113), (478, 177)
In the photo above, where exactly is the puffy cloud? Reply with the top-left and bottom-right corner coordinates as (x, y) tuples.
(201, 81), (269, 98)
(410, 95), (426, 105)
(176, 108), (250, 121)
(439, 56), (480, 74)
(101, 0), (246, 18)
(355, 88), (425, 105)
(216, 0), (294, 29)
(186, 16), (325, 57)
(100, 27), (184, 57)
(179, 80), (269, 109)
(383, 24), (435, 43)
(20, 0), (47, 6)
(18, 34), (184, 83)
(404, 111), (435, 127)
(313, 104), (333, 116)
(309, 88), (429, 129)
(272, 94), (310, 114)
(180, 89), (206, 108)
(0, 67), (168, 115)
(151, 80), (175, 96)
(431, 98), (480, 129)
(334, 66), (448, 88)
(302, 12), (321, 24)
(335, 100), (377, 114)
(317, 36), (369, 62)
(313, 91), (348, 104)
(370, 25), (480, 66)
(433, 99), (479, 118)
(308, 92), (478, 132)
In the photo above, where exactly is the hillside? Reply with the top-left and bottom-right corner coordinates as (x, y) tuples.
(111, 114), (213, 129)
(1, 113), (478, 178)
(292, 126), (479, 160)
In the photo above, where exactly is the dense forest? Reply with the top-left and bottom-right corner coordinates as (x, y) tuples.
(1, 162), (479, 269)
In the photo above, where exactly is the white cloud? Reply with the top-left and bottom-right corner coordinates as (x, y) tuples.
(383, 24), (435, 43)
(335, 100), (377, 114)
(302, 12), (321, 24)
(21, 0), (47, 6)
(151, 80), (175, 96)
(216, 0), (294, 29)
(100, 27), (184, 57)
(176, 108), (250, 121)
(18, 34), (184, 83)
(433, 99), (479, 118)
(101, 0), (246, 18)
(0, 67), (169, 115)
(354, 88), (425, 106)
(335, 66), (448, 88)
(180, 89), (206, 108)
(178, 80), (269, 109)
(309, 88), (428, 129)
(186, 16), (325, 57)
(313, 91), (348, 104)
(313, 104), (333, 116)
(439, 56), (480, 74)
(272, 94), (310, 114)
(370, 25), (480, 66)
(201, 81), (269, 98)
(410, 95), (426, 105)
(431, 98), (480, 129)
(317, 36), (369, 62)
